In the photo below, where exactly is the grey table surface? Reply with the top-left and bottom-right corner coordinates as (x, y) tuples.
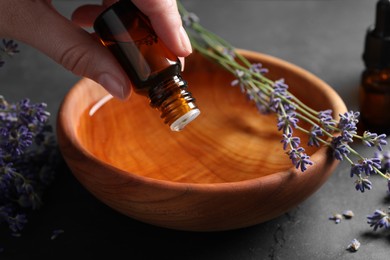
(1, 0), (389, 259)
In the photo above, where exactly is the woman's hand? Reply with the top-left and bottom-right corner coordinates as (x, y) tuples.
(0, 0), (192, 100)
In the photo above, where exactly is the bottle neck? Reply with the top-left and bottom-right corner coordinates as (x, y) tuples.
(148, 75), (200, 131)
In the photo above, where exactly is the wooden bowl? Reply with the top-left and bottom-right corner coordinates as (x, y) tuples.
(57, 50), (347, 231)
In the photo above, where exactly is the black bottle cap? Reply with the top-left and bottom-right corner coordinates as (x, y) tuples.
(363, 0), (390, 69)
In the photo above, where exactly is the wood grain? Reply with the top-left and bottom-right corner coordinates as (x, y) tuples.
(57, 50), (347, 231)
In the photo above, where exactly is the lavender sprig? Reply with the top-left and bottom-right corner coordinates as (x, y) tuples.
(179, 3), (390, 174)
(0, 96), (57, 236)
(178, 2), (390, 232)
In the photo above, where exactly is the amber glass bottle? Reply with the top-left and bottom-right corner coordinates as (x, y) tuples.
(94, 0), (200, 131)
(360, 0), (390, 134)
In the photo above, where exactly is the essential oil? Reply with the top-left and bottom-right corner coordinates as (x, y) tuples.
(94, 0), (200, 131)
(360, 0), (390, 134)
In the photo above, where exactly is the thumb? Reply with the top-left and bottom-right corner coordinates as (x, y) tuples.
(0, 1), (130, 100)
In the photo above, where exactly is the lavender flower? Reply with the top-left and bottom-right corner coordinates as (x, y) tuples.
(268, 79), (293, 114)
(250, 63), (268, 74)
(337, 111), (359, 143)
(360, 158), (381, 176)
(0, 96), (57, 235)
(281, 133), (300, 150)
(355, 177), (372, 192)
(277, 112), (299, 134)
(362, 131), (387, 151)
(288, 147), (313, 172)
(5, 125), (34, 157)
(308, 125), (323, 147)
(367, 208), (390, 231)
(330, 136), (350, 161)
(350, 163), (363, 178)
(338, 111), (360, 129)
(318, 109), (336, 130)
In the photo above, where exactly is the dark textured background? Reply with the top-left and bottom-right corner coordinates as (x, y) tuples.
(1, 1), (389, 259)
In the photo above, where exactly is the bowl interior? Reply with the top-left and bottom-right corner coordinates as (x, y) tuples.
(74, 51), (343, 184)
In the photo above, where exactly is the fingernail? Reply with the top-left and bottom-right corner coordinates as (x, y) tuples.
(179, 26), (192, 54)
(179, 57), (185, 71)
(97, 73), (129, 100)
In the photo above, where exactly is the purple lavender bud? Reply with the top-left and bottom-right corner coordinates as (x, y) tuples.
(269, 96), (282, 112)
(367, 208), (390, 231)
(273, 79), (288, 92)
(355, 177), (372, 192)
(361, 158), (381, 176)
(363, 132), (387, 151)
(281, 133), (300, 150)
(330, 136), (350, 161)
(338, 111), (360, 129)
(350, 163), (363, 178)
(308, 125), (323, 147)
(318, 110), (336, 130)
(338, 111), (359, 143)
(288, 147), (312, 172)
(250, 63), (268, 74)
(297, 154), (313, 172)
(277, 112), (299, 133)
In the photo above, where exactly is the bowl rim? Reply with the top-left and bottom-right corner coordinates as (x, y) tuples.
(57, 49), (346, 193)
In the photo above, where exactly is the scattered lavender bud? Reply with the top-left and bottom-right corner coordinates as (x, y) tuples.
(342, 210), (354, 219)
(346, 238), (360, 252)
(329, 213), (343, 224)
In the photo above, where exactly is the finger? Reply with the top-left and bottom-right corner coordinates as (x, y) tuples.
(71, 0), (118, 27)
(71, 5), (105, 27)
(0, 1), (131, 100)
(72, 1), (187, 71)
(132, 0), (192, 58)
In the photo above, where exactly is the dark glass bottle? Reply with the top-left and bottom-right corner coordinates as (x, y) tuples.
(360, 0), (390, 134)
(94, 0), (200, 131)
